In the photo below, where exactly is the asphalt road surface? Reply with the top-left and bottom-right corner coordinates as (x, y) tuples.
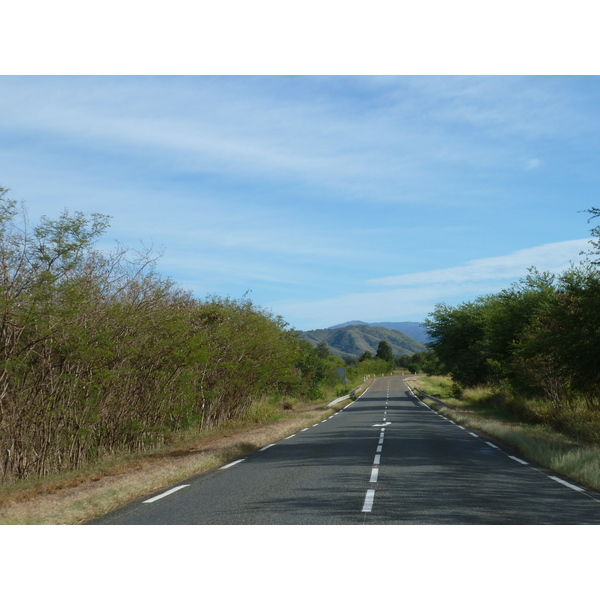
(90, 376), (600, 524)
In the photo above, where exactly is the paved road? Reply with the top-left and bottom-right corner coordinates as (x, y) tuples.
(90, 376), (600, 524)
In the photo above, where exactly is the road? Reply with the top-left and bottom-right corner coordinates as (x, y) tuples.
(89, 376), (600, 524)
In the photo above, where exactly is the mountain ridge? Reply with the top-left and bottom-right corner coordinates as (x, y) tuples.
(298, 324), (428, 359)
(327, 320), (430, 344)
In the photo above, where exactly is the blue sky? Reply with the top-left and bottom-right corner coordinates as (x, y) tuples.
(1, 75), (599, 330)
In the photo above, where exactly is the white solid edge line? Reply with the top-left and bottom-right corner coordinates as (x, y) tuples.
(509, 455), (528, 465)
(362, 489), (376, 512)
(220, 458), (246, 470)
(548, 475), (584, 492)
(143, 485), (190, 503)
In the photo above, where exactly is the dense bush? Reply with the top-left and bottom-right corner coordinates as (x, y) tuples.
(0, 187), (329, 480)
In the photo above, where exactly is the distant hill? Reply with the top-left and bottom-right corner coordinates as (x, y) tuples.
(298, 324), (427, 359)
(328, 321), (431, 345)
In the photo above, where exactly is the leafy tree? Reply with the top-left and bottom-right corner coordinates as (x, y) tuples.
(315, 341), (330, 359)
(358, 350), (373, 362)
(375, 339), (394, 363)
(424, 301), (489, 387)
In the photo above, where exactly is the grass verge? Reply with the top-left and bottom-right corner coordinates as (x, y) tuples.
(409, 375), (600, 493)
(0, 388), (364, 525)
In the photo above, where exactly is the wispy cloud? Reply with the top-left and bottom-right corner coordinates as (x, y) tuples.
(368, 239), (591, 287)
(3, 76), (593, 210)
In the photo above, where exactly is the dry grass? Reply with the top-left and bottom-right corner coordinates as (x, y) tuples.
(412, 375), (455, 399)
(0, 395), (357, 525)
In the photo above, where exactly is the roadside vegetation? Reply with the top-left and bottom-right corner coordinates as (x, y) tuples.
(412, 206), (600, 492)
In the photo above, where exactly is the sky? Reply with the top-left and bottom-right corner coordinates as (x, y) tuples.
(1, 75), (600, 331)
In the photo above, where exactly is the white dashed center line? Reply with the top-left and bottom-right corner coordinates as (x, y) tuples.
(362, 489), (375, 512)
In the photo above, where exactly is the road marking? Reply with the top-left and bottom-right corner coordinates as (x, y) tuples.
(509, 455), (528, 465)
(143, 485), (189, 503)
(469, 432), (479, 438)
(312, 423), (319, 427)
(549, 476), (584, 492)
(301, 428), (309, 431)
(486, 442), (499, 449)
(373, 422), (392, 427)
(373, 454), (381, 465)
(377, 444), (383, 452)
(370, 468), (379, 483)
(285, 434), (296, 439)
(362, 489), (376, 512)
(259, 444), (276, 451)
(220, 459), (246, 470)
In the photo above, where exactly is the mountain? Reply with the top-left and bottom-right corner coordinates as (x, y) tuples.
(299, 324), (427, 359)
(328, 321), (430, 344)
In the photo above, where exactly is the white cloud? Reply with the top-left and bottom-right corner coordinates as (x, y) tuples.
(368, 239), (591, 287)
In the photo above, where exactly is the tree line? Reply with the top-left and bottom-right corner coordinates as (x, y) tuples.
(0, 187), (341, 481)
(422, 208), (600, 443)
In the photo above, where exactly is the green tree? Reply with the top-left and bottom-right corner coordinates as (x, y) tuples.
(424, 301), (489, 387)
(358, 350), (373, 362)
(315, 341), (330, 359)
(375, 339), (394, 363)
